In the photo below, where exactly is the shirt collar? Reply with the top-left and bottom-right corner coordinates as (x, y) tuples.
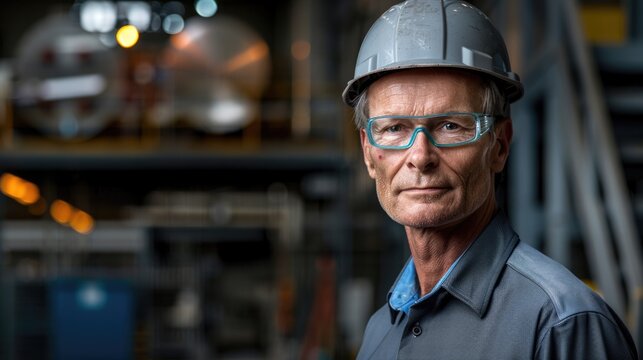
(386, 212), (519, 322)
(441, 212), (519, 317)
(388, 249), (465, 315)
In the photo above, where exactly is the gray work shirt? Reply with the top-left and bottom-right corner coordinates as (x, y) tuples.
(357, 213), (638, 359)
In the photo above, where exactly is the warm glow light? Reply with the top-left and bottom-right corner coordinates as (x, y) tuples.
(116, 25), (140, 48)
(225, 41), (269, 72)
(51, 200), (74, 224)
(50, 199), (95, 234)
(170, 23), (207, 50)
(0, 173), (40, 205)
(291, 40), (310, 60)
(20, 183), (40, 205)
(0, 173), (25, 199)
(70, 210), (95, 234)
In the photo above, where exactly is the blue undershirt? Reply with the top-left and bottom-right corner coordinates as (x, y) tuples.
(389, 254), (464, 314)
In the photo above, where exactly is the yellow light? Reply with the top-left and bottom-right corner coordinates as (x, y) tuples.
(51, 200), (74, 224)
(70, 210), (95, 234)
(116, 25), (140, 48)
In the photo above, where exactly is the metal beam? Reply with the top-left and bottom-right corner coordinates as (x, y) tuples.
(562, 0), (643, 331)
(557, 57), (625, 316)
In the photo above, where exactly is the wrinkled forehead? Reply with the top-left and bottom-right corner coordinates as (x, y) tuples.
(367, 68), (485, 117)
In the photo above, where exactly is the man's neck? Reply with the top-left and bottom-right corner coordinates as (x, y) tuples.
(406, 203), (497, 296)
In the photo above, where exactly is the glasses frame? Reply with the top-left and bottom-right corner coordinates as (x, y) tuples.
(365, 112), (496, 150)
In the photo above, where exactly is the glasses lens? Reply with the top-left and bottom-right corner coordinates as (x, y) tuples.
(369, 114), (478, 148)
(428, 113), (478, 145)
(369, 117), (417, 148)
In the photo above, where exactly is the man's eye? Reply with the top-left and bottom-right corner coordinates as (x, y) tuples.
(443, 122), (460, 131)
(386, 125), (402, 133)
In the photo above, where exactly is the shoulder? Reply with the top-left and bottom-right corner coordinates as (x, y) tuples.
(534, 310), (638, 359)
(505, 243), (638, 359)
(506, 242), (607, 320)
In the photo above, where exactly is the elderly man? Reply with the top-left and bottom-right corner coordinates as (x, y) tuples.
(343, 0), (638, 359)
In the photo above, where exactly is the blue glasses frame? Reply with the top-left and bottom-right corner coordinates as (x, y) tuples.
(365, 112), (496, 150)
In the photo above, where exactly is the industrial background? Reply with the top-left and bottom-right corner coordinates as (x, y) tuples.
(0, 0), (641, 359)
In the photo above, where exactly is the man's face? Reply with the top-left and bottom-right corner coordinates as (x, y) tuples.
(360, 69), (512, 229)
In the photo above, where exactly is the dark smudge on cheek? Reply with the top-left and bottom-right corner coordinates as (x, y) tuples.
(378, 155), (384, 160)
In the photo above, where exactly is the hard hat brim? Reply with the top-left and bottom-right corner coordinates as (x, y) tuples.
(342, 63), (524, 108)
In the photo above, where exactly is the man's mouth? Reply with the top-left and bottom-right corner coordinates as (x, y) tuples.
(400, 186), (450, 196)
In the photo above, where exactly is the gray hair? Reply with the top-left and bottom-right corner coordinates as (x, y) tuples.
(352, 74), (509, 129)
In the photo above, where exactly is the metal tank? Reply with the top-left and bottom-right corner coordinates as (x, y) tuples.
(162, 15), (271, 134)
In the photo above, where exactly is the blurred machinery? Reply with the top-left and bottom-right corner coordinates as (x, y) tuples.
(0, 0), (354, 359)
(12, 13), (122, 140)
(163, 16), (271, 134)
(1, 185), (313, 359)
(9, 8), (272, 143)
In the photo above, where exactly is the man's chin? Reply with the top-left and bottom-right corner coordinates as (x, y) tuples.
(390, 206), (457, 229)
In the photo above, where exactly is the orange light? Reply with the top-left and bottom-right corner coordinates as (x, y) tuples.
(0, 173), (40, 205)
(225, 41), (269, 72)
(70, 210), (94, 234)
(0, 173), (16, 194)
(1, 173), (26, 199)
(170, 24), (207, 50)
(291, 40), (310, 61)
(116, 24), (140, 48)
(19, 182), (40, 205)
(50, 200), (74, 224)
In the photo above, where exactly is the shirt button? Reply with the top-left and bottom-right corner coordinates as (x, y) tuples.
(411, 324), (422, 337)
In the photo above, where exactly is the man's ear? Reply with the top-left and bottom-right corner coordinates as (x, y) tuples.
(360, 129), (377, 179)
(491, 119), (513, 173)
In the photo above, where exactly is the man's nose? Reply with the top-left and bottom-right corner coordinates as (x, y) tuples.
(407, 130), (439, 170)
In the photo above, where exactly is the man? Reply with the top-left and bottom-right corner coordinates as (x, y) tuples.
(342, 0), (639, 359)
